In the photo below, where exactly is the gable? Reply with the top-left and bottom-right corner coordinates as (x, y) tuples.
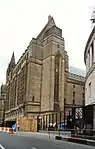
(36, 16), (55, 44)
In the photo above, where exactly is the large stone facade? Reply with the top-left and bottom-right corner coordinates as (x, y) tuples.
(84, 11), (95, 105)
(66, 73), (85, 110)
(4, 16), (85, 131)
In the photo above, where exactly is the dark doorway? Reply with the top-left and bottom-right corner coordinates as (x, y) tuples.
(5, 121), (16, 128)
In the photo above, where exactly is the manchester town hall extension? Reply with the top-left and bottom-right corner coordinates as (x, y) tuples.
(0, 16), (85, 131)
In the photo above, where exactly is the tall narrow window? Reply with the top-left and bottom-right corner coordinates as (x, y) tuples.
(32, 96), (34, 102)
(82, 93), (85, 99)
(73, 99), (75, 104)
(54, 52), (60, 111)
(73, 85), (75, 88)
(64, 98), (66, 105)
(92, 42), (94, 64)
(88, 50), (90, 68)
(73, 92), (75, 98)
(54, 53), (60, 102)
(83, 86), (85, 91)
(89, 82), (91, 98)
(83, 100), (85, 106)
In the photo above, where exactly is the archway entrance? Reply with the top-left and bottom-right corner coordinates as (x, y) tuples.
(5, 120), (16, 128)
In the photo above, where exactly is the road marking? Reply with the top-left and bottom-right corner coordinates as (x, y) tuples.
(0, 144), (5, 149)
(32, 147), (36, 149)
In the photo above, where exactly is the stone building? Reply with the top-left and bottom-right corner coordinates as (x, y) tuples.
(84, 8), (95, 105)
(0, 84), (6, 125)
(66, 71), (85, 110)
(5, 16), (85, 131)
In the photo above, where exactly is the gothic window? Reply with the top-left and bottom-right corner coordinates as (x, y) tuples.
(83, 100), (85, 106)
(64, 98), (66, 105)
(73, 91), (75, 98)
(32, 96), (34, 102)
(82, 93), (85, 99)
(89, 82), (91, 98)
(54, 53), (60, 102)
(10, 78), (16, 109)
(73, 85), (75, 88)
(54, 52), (61, 112)
(83, 86), (85, 91)
(73, 99), (75, 104)
(17, 66), (26, 105)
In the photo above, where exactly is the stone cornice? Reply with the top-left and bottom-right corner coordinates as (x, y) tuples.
(25, 101), (40, 106)
(27, 57), (42, 65)
(5, 103), (24, 113)
(84, 26), (95, 64)
(68, 72), (85, 82)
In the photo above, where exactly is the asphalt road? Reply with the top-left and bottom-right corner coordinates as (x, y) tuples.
(0, 132), (95, 149)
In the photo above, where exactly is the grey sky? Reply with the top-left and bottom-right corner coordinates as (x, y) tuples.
(0, 0), (95, 85)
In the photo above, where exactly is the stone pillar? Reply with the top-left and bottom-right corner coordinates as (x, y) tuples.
(93, 39), (95, 62)
(90, 46), (92, 67)
(86, 52), (89, 73)
(93, 105), (95, 130)
(86, 57), (88, 73)
(59, 58), (65, 111)
(26, 62), (32, 102)
(89, 50), (90, 68)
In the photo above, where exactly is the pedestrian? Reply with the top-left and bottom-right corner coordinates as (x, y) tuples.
(17, 125), (20, 131)
(76, 126), (79, 134)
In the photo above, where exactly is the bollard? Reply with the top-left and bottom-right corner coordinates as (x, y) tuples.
(59, 129), (60, 136)
(48, 130), (50, 138)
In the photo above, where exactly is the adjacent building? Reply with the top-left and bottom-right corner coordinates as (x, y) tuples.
(84, 9), (95, 105)
(66, 71), (85, 110)
(4, 16), (85, 131)
(0, 84), (6, 125)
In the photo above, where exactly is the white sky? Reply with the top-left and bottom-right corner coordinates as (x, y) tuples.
(0, 0), (95, 85)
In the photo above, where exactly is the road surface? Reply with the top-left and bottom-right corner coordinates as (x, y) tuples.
(0, 132), (95, 149)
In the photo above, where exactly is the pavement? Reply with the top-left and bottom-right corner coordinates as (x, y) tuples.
(55, 134), (95, 147)
(17, 130), (71, 139)
(0, 131), (95, 149)
(39, 130), (71, 137)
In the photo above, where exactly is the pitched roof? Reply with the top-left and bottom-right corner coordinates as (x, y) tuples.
(36, 15), (56, 41)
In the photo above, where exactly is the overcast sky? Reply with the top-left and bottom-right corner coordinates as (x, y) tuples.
(0, 0), (95, 85)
